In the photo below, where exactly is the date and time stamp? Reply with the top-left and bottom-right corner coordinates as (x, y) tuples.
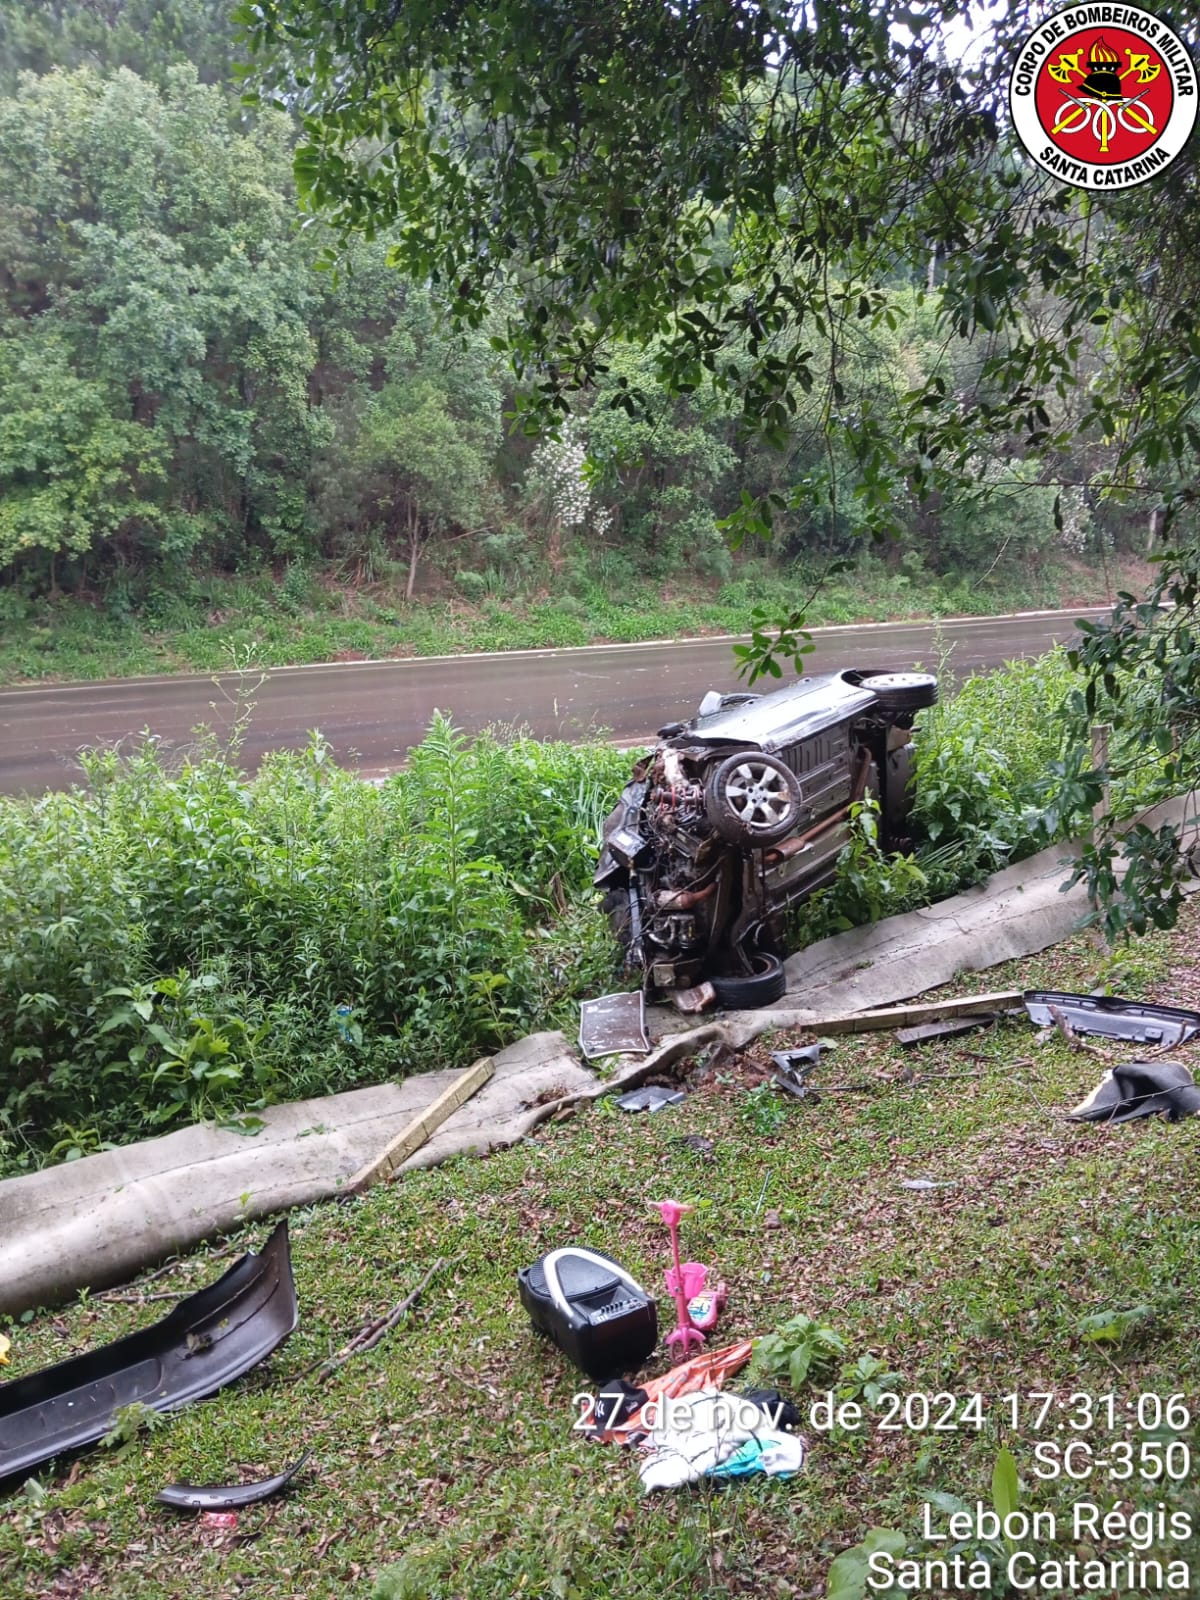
(811, 1386), (1193, 1482)
(577, 1385), (1197, 1592)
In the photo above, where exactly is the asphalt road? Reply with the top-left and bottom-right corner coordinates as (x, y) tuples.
(0, 608), (1108, 795)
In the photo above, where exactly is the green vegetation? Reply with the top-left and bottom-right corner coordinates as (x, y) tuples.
(0, 551), (1134, 685)
(4, 902), (1199, 1599)
(797, 643), (1197, 945)
(246, 0), (1198, 573)
(0, 7), (1164, 647)
(791, 650), (1081, 946)
(0, 717), (629, 1173)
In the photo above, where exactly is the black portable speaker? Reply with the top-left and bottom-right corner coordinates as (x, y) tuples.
(518, 1247), (658, 1381)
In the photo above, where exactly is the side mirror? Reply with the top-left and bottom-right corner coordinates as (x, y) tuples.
(698, 690), (723, 717)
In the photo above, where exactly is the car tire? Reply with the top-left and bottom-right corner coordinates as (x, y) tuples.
(705, 751), (804, 846)
(710, 953), (787, 1009)
(855, 671), (938, 714)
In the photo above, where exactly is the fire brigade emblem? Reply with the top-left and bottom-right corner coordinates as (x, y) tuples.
(1009, 6), (1197, 190)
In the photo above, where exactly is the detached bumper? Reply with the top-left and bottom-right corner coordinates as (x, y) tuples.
(0, 1221), (297, 1484)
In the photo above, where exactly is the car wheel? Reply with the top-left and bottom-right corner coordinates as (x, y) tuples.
(705, 752), (803, 846)
(856, 670), (938, 713)
(710, 953), (787, 1008)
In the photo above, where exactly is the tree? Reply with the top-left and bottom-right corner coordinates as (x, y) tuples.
(244, 7), (1089, 457)
(0, 63), (329, 583)
(0, 0), (242, 93)
(0, 332), (166, 584)
(323, 289), (503, 597)
(242, 0), (1200, 929)
(585, 343), (737, 579)
(241, 4), (1198, 574)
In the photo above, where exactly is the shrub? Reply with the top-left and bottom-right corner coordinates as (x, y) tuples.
(790, 796), (929, 945)
(0, 718), (628, 1170)
(910, 649), (1077, 877)
(791, 651), (1082, 943)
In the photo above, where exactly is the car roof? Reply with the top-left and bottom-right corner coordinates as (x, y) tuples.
(683, 671), (879, 754)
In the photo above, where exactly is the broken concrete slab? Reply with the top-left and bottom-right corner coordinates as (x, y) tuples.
(0, 1031), (591, 1316)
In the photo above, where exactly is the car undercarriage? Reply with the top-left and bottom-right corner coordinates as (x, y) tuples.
(594, 668), (938, 1005)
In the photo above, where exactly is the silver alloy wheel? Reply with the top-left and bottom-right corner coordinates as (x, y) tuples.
(706, 751), (803, 845)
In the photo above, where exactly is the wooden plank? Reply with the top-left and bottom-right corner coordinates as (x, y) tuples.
(345, 1058), (494, 1195)
(817, 990), (1024, 1037)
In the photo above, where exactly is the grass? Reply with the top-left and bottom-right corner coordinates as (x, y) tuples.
(0, 552), (1151, 686)
(4, 899), (1198, 1599)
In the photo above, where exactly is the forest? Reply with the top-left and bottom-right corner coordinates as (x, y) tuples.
(0, 0), (1158, 662)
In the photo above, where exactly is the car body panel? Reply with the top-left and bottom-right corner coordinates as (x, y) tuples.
(684, 673), (880, 753)
(0, 1221), (297, 1484)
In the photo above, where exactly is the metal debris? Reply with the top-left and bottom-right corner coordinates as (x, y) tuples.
(615, 1086), (686, 1114)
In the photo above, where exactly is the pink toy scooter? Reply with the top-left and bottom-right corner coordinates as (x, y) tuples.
(649, 1199), (728, 1361)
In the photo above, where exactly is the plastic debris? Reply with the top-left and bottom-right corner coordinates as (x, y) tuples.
(579, 992), (652, 1058)
(1024, 992), (1200, 1048)
(200, 1511), (239, 1532)
(1068, 1060), (1200, 1123)
(0, 1222), (298, 1483)
(157, 1452), (312, 1511)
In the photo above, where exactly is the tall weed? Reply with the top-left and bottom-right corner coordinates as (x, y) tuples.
(910, 650), (1076, 882)
(792, 652), (1082, 943)
(0, 719), (628, 1170)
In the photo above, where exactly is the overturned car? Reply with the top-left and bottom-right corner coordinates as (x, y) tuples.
(594, 668), (937, 1006)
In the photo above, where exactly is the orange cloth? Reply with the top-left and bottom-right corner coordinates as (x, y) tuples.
(596, 1339), (755, 1442)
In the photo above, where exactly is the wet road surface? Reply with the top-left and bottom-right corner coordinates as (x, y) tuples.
(0, 608), (1107, 795)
